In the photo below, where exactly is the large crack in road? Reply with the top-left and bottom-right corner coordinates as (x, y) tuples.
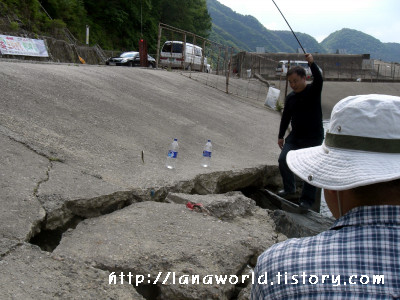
(29, 165), (281, 252)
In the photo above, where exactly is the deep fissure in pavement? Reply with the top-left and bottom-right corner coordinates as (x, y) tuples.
(29, 166), (280, 252)
(29, 215), (84, 252)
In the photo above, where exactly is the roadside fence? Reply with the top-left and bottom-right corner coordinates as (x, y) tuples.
(156, 23), (400, 110)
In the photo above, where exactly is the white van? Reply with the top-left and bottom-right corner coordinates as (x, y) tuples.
(159, 41), (208, 72)
(275, 60), (322, 79)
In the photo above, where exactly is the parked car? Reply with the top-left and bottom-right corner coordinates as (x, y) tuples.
(106, 51), (156, 68)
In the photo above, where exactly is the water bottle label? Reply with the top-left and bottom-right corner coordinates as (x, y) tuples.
(203, 151), (212, 158)
(168, 150), (178, 158)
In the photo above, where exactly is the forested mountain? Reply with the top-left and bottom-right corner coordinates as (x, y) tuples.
(273, 31), (326, 54)
(207, 0), (324, 54)
(207, 0), (290, 52)
(207, 0), (400, 62)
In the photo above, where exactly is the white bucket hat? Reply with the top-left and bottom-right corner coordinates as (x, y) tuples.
(287, 94), (400, 191)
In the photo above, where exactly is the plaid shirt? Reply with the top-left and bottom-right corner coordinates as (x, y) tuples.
(251, 205), (400, 299)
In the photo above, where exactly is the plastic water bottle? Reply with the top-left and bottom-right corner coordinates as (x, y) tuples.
(166, 138), (179, 169)
(201, 140), (212, 167)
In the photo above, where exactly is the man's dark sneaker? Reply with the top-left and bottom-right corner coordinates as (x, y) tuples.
(277, 190), (296, 198)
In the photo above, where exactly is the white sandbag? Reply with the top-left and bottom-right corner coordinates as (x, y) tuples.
(246, 69), (252, 78)
(265, 87), (280, 109)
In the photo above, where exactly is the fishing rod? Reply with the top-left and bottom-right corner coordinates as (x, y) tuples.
(271, 0), (306, 54)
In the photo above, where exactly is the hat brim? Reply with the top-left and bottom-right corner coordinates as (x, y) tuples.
(287, 143), (400, 190)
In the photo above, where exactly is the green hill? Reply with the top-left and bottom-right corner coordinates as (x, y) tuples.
(321, 28), (400, 62)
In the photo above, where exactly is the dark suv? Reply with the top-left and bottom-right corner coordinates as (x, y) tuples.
(106, 51), (156, 67)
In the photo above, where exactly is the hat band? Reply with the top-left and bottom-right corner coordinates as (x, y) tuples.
(325, 133), (400, 153)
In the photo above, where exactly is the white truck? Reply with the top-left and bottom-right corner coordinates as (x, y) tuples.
(159, 41), (209, 72)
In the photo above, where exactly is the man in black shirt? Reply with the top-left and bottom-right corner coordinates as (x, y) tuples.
(277, 53), (324, 209)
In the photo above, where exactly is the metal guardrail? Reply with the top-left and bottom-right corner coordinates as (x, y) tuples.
(63, 28), (78, 45)
(93, 44), (107, 62)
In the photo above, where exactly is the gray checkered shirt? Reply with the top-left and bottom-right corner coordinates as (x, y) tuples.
(251, 205), (400, 299)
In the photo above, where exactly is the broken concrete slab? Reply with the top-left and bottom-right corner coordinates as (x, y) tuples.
(0, 238), (21, 257)
(37, 161), (137, 230)
(53, 197), (279, 299)
(184, 165), (280, 195)
(166, 191), (258, 221)
(244, 188), (335, 238)
(0, 242), (142, 299)
(38, 164), (281, 231)
(272, 209), (335, 238)
(132, 165), (281, 203)
(0, 133), (47, 241)
(166, 191), (286, 266)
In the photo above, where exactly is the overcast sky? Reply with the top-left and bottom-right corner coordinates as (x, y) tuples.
(217, 0), (400, 44)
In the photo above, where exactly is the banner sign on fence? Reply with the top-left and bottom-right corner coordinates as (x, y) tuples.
(0, 35), (49, 57)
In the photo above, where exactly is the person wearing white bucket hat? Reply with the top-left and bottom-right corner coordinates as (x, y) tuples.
(251, 94), (400, 299)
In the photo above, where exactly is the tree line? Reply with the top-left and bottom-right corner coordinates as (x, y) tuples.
(0, 0), (212, 53)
